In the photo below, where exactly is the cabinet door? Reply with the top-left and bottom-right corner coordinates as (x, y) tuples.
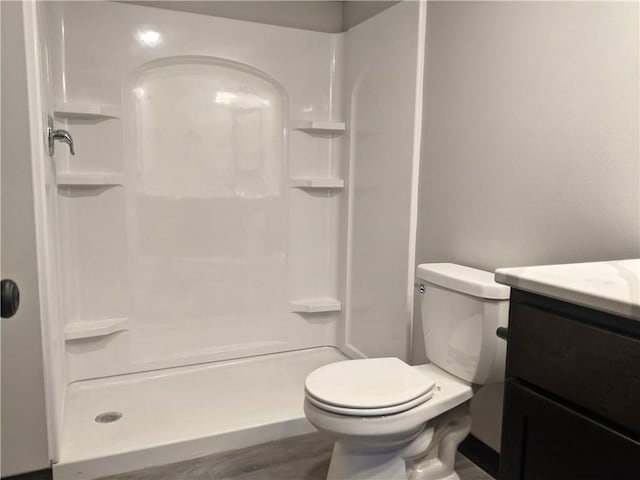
(506, 301), (640, 435)
(500, 380), (640, 480)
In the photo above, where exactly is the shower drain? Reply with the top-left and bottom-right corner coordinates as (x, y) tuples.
(95, 411), (123, 423)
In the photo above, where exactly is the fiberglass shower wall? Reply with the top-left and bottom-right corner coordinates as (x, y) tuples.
(342, 2), (425, 361)
(27, 0), (425, 464)
(42, 1), (344, 383)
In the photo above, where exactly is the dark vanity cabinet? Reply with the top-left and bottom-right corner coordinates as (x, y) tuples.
(499, 290), (640, 480)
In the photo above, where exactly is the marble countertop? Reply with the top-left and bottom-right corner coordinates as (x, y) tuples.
(495, 259), (640, 320)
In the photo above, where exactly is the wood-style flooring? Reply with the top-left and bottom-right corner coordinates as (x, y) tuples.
(100, 433), (494, 480)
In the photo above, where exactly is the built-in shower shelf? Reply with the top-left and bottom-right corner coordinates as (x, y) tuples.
(292, 120), (346, 133)
(64, 318), (130, 341)
(56, 172), (125, 186)
(290, 178), (344, 189)
(54, 103), (121, 119)
(289, 298), (342, 313)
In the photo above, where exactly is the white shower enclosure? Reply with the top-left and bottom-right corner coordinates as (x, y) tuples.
(23, 1), (426, 477)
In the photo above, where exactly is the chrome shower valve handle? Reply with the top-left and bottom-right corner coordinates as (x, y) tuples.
(47, 116), (75, 155)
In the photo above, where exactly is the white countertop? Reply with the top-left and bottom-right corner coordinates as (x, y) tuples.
(495, 259), (640, 320)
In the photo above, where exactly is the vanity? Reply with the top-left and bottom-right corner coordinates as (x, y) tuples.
(495, 259), (640, 480)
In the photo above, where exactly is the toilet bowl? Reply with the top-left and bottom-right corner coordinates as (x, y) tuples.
(303, 264), (510, 480)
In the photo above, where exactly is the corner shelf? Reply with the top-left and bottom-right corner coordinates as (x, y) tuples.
(289, 298), (342, 313)
(64, 317), (129, 341)
(54, 103), (121, 120)
(292, 120), (346, 133)
(56, 172), (125, 186)
(290, 178), (344, 189)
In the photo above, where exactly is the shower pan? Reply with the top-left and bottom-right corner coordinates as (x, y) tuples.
(23, 1), (426, 477)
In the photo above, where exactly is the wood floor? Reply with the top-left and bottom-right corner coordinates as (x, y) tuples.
(100, 433), (494, 480)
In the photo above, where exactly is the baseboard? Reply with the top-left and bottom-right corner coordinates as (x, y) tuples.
(1, 469), (52, 480)
(458, 434), (500, 478)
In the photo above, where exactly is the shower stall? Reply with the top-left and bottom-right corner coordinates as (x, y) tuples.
(23, 1), (426, 477)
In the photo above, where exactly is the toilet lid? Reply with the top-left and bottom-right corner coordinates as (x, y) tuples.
(305, 358), (435, 411)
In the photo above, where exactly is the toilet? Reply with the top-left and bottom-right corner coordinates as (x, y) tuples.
(303, 263), (510, 480)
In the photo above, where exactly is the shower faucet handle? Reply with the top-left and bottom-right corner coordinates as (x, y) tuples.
(51, 129), (75, 155)
(47, 116), (75, 156)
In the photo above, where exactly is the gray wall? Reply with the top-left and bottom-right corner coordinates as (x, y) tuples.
(415, 1), (640, 451)
(123, 1), (344, 32)
(342, 1), (399, 31)
(1, 1), (51, 476)
(123, 1), (399, 33)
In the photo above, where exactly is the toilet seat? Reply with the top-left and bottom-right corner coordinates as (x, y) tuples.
(304, 358), (435, 417)
(306, 388), (434, 416)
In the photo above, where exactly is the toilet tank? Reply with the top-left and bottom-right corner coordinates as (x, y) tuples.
(416, 263), (510, 385)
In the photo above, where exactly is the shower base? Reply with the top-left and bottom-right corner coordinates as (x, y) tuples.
(54, 346), (349, 479)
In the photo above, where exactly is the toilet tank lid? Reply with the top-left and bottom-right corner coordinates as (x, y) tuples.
(416, 263), (510, 300)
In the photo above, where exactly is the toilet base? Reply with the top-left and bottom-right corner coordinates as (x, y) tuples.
(325, 404), (471, 480)
(327, 443), (408, 480)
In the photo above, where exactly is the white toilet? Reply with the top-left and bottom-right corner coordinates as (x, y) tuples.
(303, 263), (510, 480)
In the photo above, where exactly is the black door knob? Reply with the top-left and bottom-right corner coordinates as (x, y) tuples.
(496, 326), (508, 341)
(1, 279), (20, 318)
